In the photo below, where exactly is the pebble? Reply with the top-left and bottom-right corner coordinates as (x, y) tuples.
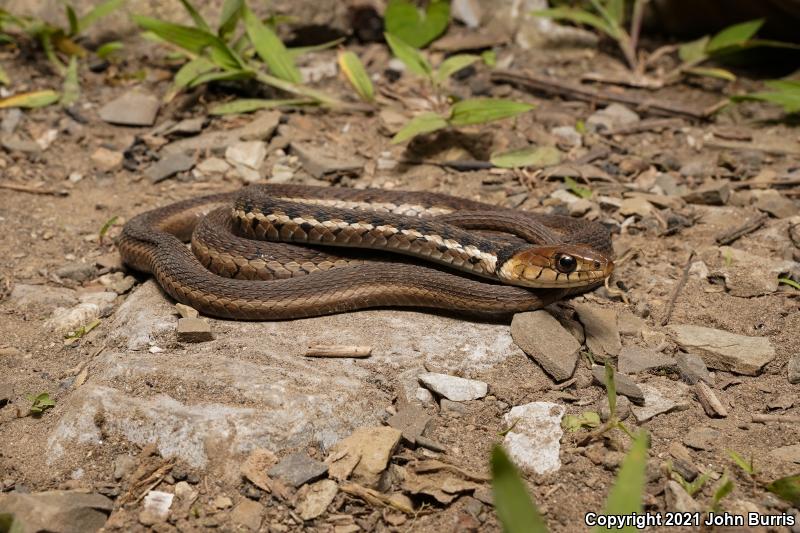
(327, 427), (401, 486)
(591, 365), (644, 405)
(196, 157), (230, 174)
(682, 426), (720, 451)
(586, 103), (640, 133)
(682, 181), (730, 205)
(769, 444), (800, 464)
(668, 442), (700, 481)
(230, 499), (265, 531)
(147, 153), (195, 183)
(568, 199), (594, 217)
(551, 125), (582, 148)
(618, 346), (676, 374)
(91, 147), (124, 172)
(668, 324), (776, 376)
(176, 317), (214, 343)
(56, 262), (96, 282)
(99, 90), (160, 126)
(162, 111), (280, 155)
(142, 490), (173, 522)
(451, 0), (482, 28)
(225, 141), (267, 170)
(502, 402), (565, 475)
(1, 134), (41, 153)
(1, 108), (22, 133)
(618, 196), (655, 218)
(665, 480), (702, 513)
(573, 303), (621, 358)
(676, 351), (713, 385)
(268, 452), (328, 488)
(599, 395), (630, 422)
(296, 479), (338, 520)
(292, 142), (363, 179)
(112, 454), (136, 480)
(175, 303), (199, 319)
(511, 310), (580, 382)
(387, 403), (430, 444)
(98, 272), (135, 294)
(418, 372), (488, 401)
(617, 311), (646, 336)
(713, 246), (798, 297)
(630, 377), (690, 422)
(789, 354), (800, 385)
(754, 190), (798, 218)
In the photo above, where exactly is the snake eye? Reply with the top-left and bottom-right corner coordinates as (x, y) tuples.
(556, 254), (577, 273)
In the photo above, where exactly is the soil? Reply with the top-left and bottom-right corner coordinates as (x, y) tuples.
(0, 18), (799, 533)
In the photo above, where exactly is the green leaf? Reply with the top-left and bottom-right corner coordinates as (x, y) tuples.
(604, 0), (626, 26)
(0, 89), (60, 108)
(391, 112), (448, 144)
(707, 18), (764, 53)
(178, 0), (211, 32)
(680, 471), (710, 497)
(384, 0), (450, 49)
(778, 276), (800, 290)
(77, 0), (124, 35)
(449, 98), (534, 127)
(96, 41), (124, 60)
(727, 450), (755, 475)
(562, 411), (601, 432)
(338, 51), (374, 102)
(711, 474), (734, 510)
(217, 0), (243, 38)
(27, 392), (56, 415)
(99, 216), (118, 239)
(434, 54), (479, 84)
(209, 98), (308, 115)
(0, 513), (25, 533)
(678, 35), (709, 63)
(490, 445), (549, 533)
(188, 68), (252, 88)
(60, 56), (80, 106)
(565, 176), (593, 199)
(532, 7), (615, 38)
(384, 32), (432, 77)
(242, 5), (301, 83)
(66, 5), (79, 37)
(589, 0), (623, 38)
(684, 67), (736, 81)
(490, 146), (562, 168)
(481, 49), (496, 67)
(598, 431), (649, 529)
(732, 81), (800, 115)
(0, 63), (9, 85)
(174, 56), (216, 87)
(766, 474), (800, 507)
(286, 37), (345, 59)
(604, 361), (617, 419)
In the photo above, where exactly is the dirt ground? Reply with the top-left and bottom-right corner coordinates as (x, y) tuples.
(0, 9), (799, 533)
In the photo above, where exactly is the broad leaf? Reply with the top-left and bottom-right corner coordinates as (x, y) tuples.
(707, 18), (764, 53)
(491, 446), (549, 533)
(391, 112), (448, 143)
(678, 35), (709, 63)
(598, 431), (649, 531)
(434, 54), (479, 84)
(490, 146), (561, 168)
(562, 411), (601, 432)
(242, 5), (301, 83)
(384, 0), (450, 49)
(209, 98), (308, 115)
(338, 51), (374, 102)
(732, 80), (800, 114)
(173, 56), (216, 89)
(604, 0), (626, 26)
(589, 0), (623, 38)
(449, 98), (534, 127)
(77, 0), (124, 35)
(0, 89), (60, 108)
(384, 32), (432, 77)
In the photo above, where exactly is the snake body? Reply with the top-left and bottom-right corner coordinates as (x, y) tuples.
(117, 184), (614, 320)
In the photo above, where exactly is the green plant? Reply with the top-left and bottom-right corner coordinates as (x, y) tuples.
(732, 80), (800, 115)
(26, 392), (55, 416)
(384, 0), (449, 49)
(572, 363), (635, 445)
(727, 449), (756, 477)
(135, 0), (347, 109)
(669, 467), (710, 497)
(710, 474), (734, 511)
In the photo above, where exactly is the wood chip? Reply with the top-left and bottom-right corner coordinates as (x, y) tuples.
(693, 382), (727, 418)
(304, 345), (372, 358)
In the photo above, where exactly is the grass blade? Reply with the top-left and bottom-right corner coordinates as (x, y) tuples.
(707, 18), (764, 53)
(434, 54), (479, 84)
(491, 445), (549, 533)
(338, 50), (374, 102)
(209, 98), (309, 115)
(490, 146), (562, 169)
(60, 56), (80, 106)
(287, 37), (345, 59)
(532, 7), (614, 38)
(218, 0), (243, 37)
(449, 98), (534, 127)
(77, 0), (124, 35)
(766, 474), (800, 506)
(0, 89), (60, 108)
(0, 63), (9, 85)
(242, 4), (301, 83)
(597, 430), (649, 531)
(178, 0), (212, 32)
(391, 112), (448, 144)
(66, 5), (79, 37)
(384, 32), (432, 77)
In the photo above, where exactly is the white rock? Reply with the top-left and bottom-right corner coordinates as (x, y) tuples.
(225, 141), (267, 170)
(418, 373), (488, 401)
(196, 157), (231, 174)
(668, 324), (776, 376)
(551, 126), (582, 148)
(503, 402), (565, 474)
(631, 377), (691, 423)
(142, 490), (173, 520)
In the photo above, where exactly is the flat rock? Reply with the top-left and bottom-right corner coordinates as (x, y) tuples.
(418, 373), (488, 401)
(176, 317), (213, 343)
(327, 427), (401, 487)
(292, 142), (363, 179)
(0, 490), (113, 533)
(162, 111), (280, 156)
(683, 426), (721, 451)
(753, 190), (798, 218)
(147, 153), (195, 183)
(631, 377), (691, 422)
(230, 499), (264, 531)
(712, 246), (798, 298)
(769, 444), (800, 464)
(502, 402), (565, 475)
(91, 147), (123, 171)
(142, 490), (173, 522)
(682, 181), (730, 205)
(10, 283), (77, 311)
(618, 196), (655, 218)
(99, 90), (160, 126)
(225, 141), (267, 170)
(1, 134), (41, 153)
(268, 452), (328, 488)
(296, 479), (338, 520)
(196, 157), (230, 174)
(676, 351), (713, 385)
(510, 310), (580, 381)
(586, 103), (639, 133)
(591, 365), (644, 405)
(668, 324), (776, 376)
(665, 480), (702, 513)
(387, 403), (431, 444)
(573, 303), (621, 358)
(55, 262), (96, 282)
(789, 353), (800, 385)
(617, 311), (646, 336)
(618, 346), (676, 374)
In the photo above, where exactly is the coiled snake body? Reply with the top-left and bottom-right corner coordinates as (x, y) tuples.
(117, 185), (614, 319)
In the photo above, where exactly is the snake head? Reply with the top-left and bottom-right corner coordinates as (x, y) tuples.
(498, 245), (614, 288)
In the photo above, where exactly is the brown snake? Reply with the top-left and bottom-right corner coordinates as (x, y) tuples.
(117, 184), (614, 320)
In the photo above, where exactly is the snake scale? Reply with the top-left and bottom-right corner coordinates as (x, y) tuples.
(117, 184), (614, 320)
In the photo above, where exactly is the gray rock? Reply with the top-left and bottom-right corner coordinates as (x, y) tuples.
(618, 197), (655, 218)
(591, 365), (644, 404)
(510, 310), (580, 381)
(682, 181), (730, 205)
(599, 395), (630, 422)
(678, 159), (717, 178)
(195, 157), (230, 175)
(1, 108), (22, 134)
(268, 452), (328, 488)
(0, 381), (11, 407)
(754, 190), (798, 218)
(230, 499), (264, 531)
(618, 346), (676, 374)
(712, 246), (798, 298)
(676, 351), (713, 385)
(451, 0), (483, 28)
(99, 90), (160, 126)
(665, 480), (702, 513)
(573, 303), (621, 358)
(225, 141), (267, 170)
(296, 479), (338, 521)
(387, 403), (430, 444)
(617, 311), (646, 336)
(292, 142), (363, 179)
(147, 153), (195, 183)
(683, 426), (721, 451)
(630, 377), (691, 423)
(176, 317), (213, 343)
(10, 283), (78, 311)
(551, 125), (582, 148)
(586, 104), (639, 133)
(789, 354), (800, 385)
(55, 262), (96, 282)
(668, 442), (700, 481)
(418, 373), (488, 402)
(769, 444), (800, 464)
(503, 402), (565, 475)
(0, 490), (113, 533)
(113, 454), (136, 480)
(162, 111), (280, 156)
(654, 173), (683, 195)
(668, 324), (776, 376)
(1, 134), (40, 153)
(162, 117), (205, 136)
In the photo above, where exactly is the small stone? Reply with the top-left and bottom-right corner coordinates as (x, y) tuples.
(97, 272), (135, 294)
(163, 117), (205, 136)
(296, 479), (338, 520)
(1, 134), (41, 153)
(676, 351), (713, 385)
(268, 163), (295, 183)
(789, 354), (800, 385)
(769, 444), (800, 464)
(568, 199), (594, 217)
(162, 111), (280, 155)
(503, 402), (565, 475)
(591, 365), (644, 405)
(679, 159), (717, 178)
(113, 454), (136, 480)
(327, 427), (401, 486)
(99, 90), (160, 126)
(631, 377), (690, 422)
(10, 283), (78, 310)
(387, 403), (431, 444)
(683, 426), (720, 451)
(511, 311), (580, 381)
(451, 0), (482, 28)
(599, 395), (630, 422)
(573, 303), (621, 358)
(176, 317), (213, 343)
(754, 190), (798, 218)
(668, 442), (700, 481)
(142, 490), (173, 521)
(175, 303), (199, 319)
(230, 499), (264, 531)
(694, 381), (728, 418)
(174, 481), (197, 502)
(618, 346), (676, 374)
(226, 141), (267, 170)
(240, 448), (278, 492)
(618, 197), (655, 218)
(1, 108), (22, 133)
(147, 153), (195, 183)
(268, 452), (328, 488)
(212, 495), (233, 509)
(0, 491), (113, 533)
(712, 246), (797, 297)
(292, 142), (363, 179)
(551, 125), (582, 148)
(586, 104), (639, 133)
(440, 398), (467, 416)
(418, 373), (488, 401)
(415, 386), (434, 404)
(617, 312), (646, 336)
(196, 157), (230, 174)
(682, 181), (730, 205)
(91, 147), (123, 171)
(668, 324), (776, 376)
(665, 480), (702, 513)
(56, 262), (96, 282)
